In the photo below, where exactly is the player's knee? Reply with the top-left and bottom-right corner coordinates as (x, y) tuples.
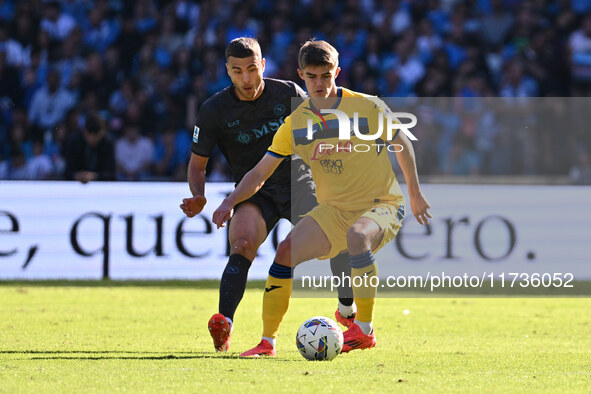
(275, 238), (292, 267)
(232, 237), (256, 256)
(347, 225), (371, 254)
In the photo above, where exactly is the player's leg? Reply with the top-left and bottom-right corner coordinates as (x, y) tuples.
(342, 203), (404, 352)
(209, 202), (268, 352)
(289, 177), (355, 328)
(220, 202), (268, 316)
(347, 217), (384, 335)
(262, 215), (331, 339)
(240, 216), (331, 357)
(330, 253), (356, 327)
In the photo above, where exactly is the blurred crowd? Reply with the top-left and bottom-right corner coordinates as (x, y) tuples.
(1, 0), (591, 183)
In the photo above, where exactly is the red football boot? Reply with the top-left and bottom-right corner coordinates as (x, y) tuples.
(208, 313), (232, 352)
(239, 339), (276, 358)
(342, 322), (376, 353)
(335, 309), (356, 328)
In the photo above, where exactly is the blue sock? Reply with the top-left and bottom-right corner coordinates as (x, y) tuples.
(350, 250), (375, 269)
(219, 254), (252, 320)
(269, 262), (292, 279)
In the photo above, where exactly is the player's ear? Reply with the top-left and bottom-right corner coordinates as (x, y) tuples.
(260, 57), (266, 72)
(334, 67), (341, 79)
(225, 62), (231, 77)
(297, 68), (304, 80)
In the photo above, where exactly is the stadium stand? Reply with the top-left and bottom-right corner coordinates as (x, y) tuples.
(0, 0), (590, 182)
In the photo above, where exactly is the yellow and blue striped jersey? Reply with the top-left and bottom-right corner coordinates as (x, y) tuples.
(268, 87), (405, 211)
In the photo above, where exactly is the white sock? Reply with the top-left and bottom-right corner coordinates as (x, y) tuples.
(262, 336), (276, 348)
(225, 316), (233, 328)
(338, 301), (357, 318)
(354, 319), (373, 335)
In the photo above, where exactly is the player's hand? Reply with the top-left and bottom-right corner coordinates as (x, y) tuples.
(180, 195), (207, 218)
(409, 192), (432, 225)
(212, 200), (234, 229)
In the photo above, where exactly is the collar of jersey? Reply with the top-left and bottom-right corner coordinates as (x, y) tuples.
(308, 87), (343, 113)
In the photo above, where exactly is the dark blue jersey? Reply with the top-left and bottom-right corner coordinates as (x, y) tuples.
(191, 78), (307, 187)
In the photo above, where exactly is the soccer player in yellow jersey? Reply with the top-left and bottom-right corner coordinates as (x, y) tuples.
(213, 40), (431, 357)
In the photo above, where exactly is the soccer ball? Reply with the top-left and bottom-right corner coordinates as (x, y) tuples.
(296, 316), (344, 361)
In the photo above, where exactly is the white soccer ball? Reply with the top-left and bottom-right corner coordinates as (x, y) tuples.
(296, 316), (344, 361)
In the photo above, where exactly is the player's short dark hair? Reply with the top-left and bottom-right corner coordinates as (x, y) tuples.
(298, 40), (339, 70)
(225, 37), (261, 60)
(84, 112), (104, 135)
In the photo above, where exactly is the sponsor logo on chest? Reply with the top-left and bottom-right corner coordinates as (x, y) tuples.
(234, 116), (286, 145)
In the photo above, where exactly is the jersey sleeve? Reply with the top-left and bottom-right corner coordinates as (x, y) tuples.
(267, 115), (293, 157)
(367, 96), (401, 141)
(190, 102), (218, 157)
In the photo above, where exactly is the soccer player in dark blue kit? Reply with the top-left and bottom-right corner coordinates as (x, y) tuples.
(180, 38), (354, 352)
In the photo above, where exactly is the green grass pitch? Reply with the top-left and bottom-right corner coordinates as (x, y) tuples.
(1, 281), (590, 393)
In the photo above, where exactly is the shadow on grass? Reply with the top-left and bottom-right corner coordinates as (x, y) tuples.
(1, 350), (292, 361)
(29, 354), (238, 360)
(1, 350), (198, 354)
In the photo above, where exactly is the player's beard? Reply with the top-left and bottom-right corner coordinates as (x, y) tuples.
(238, 85), (256, 100)
(242, 88), (253, 99)
(237, 79), (264, 100)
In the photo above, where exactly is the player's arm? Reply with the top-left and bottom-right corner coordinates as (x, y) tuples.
(180, 153), (208, 218)
(181, 102), (219, 217)
(392, 132), (432, 225)
(212, 153), (284, 228)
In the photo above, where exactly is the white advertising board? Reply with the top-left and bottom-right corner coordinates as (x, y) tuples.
(1, 182), (590, 281)
(0, 181), (288, 280)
